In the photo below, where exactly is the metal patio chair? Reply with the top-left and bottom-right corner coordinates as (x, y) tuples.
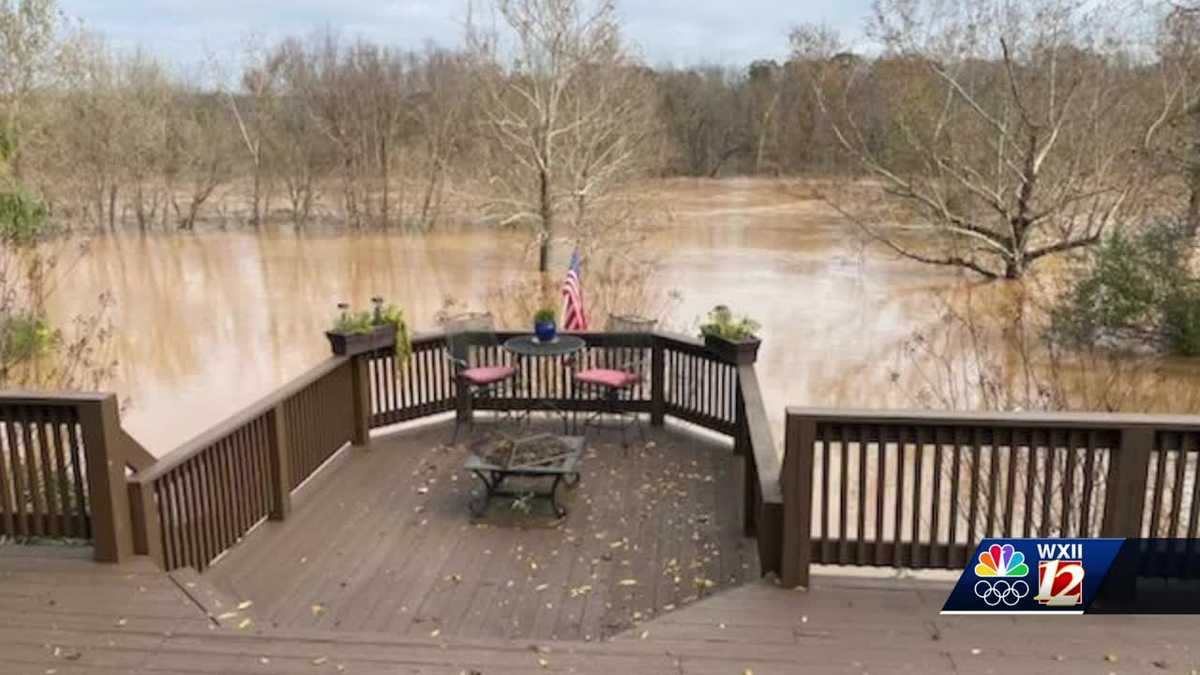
(442, 312), (519, 442)
(573, 314), (657, 447)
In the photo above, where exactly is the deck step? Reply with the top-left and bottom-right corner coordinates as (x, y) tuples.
(169, 567), (255, 628)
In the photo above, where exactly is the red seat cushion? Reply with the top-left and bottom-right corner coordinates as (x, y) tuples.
(461, 365), (517, 386)
(575, 368), (640, 389)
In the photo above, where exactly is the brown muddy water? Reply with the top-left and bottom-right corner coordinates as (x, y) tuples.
(48, 178), (1188, 455)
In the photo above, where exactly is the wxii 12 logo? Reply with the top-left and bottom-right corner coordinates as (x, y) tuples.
(1034, 542), (1085, 607)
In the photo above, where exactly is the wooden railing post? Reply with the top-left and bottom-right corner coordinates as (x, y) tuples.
(650, 337), (665, 426)
(1101, 426), (1155, 537)
(267, 404), (292, 521)
(349, 355), (371, 448)
(780, 413), (816, 589)
(128, 479), (163, 567)
(76, 395), (135, 563)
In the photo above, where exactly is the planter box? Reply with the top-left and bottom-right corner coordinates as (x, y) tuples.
(703, 333), (761, 365)
(326, 324), (397, 357)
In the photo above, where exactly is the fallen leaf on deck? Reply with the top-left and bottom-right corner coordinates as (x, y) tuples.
(535, 583), (549, 592)
(216, 611), (239, 620)
(237, 600), (253, 610)
(312, 656), (328, 665)
(639, 630), (649, 639)
(115, 618), (127, 627)
(311, 604), (326, 617)
(1104, 653), (1119, 663)
(237, 618), (253, 630)
(537, 657), (549, 668)
(618, 579), (637, 586)
(430, 628), (441, 638)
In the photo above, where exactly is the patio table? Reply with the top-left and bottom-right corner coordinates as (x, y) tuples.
(502, 334), (586, 431)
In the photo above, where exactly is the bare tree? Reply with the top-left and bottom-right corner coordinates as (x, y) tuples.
(468, 0), (660, 273)
(228, 37), (285, 226)
(792, 0), (1153, 279)
(1146, 3), (1200, 234)
(407, 46), (473, 231)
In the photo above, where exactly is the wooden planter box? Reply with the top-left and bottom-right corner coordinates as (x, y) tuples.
(703, 333), (761, 365)
(326, 324), (397, 357)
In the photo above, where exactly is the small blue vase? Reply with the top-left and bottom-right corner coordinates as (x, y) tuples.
(535, 320), (557, 343)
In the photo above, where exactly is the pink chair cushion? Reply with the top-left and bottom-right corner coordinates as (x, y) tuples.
(575, 368), (640, 389)
(461, 365), (517, 386)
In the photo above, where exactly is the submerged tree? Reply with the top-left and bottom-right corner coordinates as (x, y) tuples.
(468, 0), (660, 273)
(792, 0), (1154, 279)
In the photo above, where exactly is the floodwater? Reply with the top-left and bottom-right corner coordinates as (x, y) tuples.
(45, 178), (1191, 456)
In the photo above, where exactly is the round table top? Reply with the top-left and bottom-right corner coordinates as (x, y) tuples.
(503, 334), (586, 357)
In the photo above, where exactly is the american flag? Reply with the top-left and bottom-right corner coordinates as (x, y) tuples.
(561, 250), (589, 331)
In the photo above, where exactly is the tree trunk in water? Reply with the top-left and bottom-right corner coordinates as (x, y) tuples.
(538, 168), (552, 274)
(1187, 165), (1200, 238)
(108, 185), (118, 232)
(1004, 258), (1026, 280)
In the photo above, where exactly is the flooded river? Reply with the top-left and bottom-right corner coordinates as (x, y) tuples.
(47, 178), (1184, 455)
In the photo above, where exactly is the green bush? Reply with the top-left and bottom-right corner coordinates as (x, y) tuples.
(1052, 222), (1200, 356)
(0, 186), (48, 244)
(0, 312), (57, 362)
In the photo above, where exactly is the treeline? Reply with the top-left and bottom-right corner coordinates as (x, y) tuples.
(1, 0), (1195, 236)
(0, 6), (987, 232)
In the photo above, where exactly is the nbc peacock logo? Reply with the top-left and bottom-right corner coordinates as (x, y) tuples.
(974, 543), (1030, 578)
(972, 543), (1031, 607)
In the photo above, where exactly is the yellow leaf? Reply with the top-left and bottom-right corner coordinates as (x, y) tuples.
(236, 618), (253, 630)
(312, 656), (328, 665)
(618, 579), (637, 586)
(237, 600), (253, 610)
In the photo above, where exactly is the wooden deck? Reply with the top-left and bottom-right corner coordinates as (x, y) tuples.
(201, 419), (760, 641)
(3, 545), (1199, 674)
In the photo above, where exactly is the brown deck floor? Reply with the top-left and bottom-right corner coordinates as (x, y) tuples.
(201, 419), (760, 642)
(4, 545), (1199, 674)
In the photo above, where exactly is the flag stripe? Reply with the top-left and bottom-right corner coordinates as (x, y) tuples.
(562, 250), (588, 331)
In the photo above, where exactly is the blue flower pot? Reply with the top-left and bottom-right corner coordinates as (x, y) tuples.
(534, 320), (557, 343)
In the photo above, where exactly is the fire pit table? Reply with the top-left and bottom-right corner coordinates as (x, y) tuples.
(463, 433), (584, 518)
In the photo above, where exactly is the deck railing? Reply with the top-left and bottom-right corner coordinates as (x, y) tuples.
(12, 333), (1200, 594)
(777, 409), (1200, 587)
(363, 331), (740, 430)
(128, 357), (363, 571)
(0, 393), (153, 561)
(2, 329), (766, 573)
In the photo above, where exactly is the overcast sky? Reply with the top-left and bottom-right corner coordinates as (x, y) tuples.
(58, 1), (874, 71)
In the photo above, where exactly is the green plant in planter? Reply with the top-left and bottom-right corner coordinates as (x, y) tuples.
(374, 300), (412, 362)
(698, 305), (760, 341)
(533, 308), (556, 324)
(328, 298), (412, 361)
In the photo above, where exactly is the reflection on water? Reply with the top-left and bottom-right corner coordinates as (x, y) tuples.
(50, 177), (1196, 455)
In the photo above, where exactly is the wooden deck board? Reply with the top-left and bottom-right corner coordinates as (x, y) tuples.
(3, 543), (1199, 675)
(201, 419), (756, 641)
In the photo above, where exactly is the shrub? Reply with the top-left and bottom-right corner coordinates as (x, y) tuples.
(1051, 221), (1200, 356)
